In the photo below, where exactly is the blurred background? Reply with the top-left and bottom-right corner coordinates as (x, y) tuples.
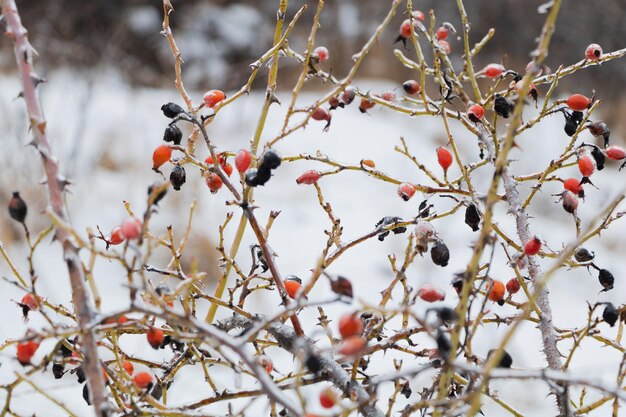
(1, 1), (625, 416)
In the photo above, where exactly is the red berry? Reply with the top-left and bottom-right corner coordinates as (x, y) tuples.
(205, 172), (224, 194)
(397, 182), (416, 201)
(16, 340), (39, 365)
(109, 226), (125, 245)
(296, 170), (322, 185)
(338, 336), (366, 356)
(152, 145), (172, 171)
(403, 80), (420, 95)
(235, 149), (252, 173)
(257, 355), (273, 373)
(411, 10), (425, 22)
(566, 94), (592, 111)
(487, 280), (505, 302)
(147, 327), (164, 349)
(578, 155), (595, 177)
(341, 87), (356, 105)
(311, 107), (332, 131)
(121, 217), (142, 240)
(523, 236), (541, 256)
(585, 43), (602, 61)
(222, 163), (233, 177)
(563, 178), (583, 196)
(481, 63), (505, 78)
(506, 278), (521, 295)
(284, 279), (301, 299)
(338, 313), (364, 339)
(417, 284), (446, 302)
(437, 147), (453, 171)
(378, 91), (396, 102)
(436, 26), (448, 41)
(313, 46), (329, 62)
(21, 293), (39, 311)
(605, 145), (626, 161)
(117, 315), (129, 324)
(203, 90), (226, 108)
(467, 104), (485, 122)
(133, 372), (153, 389)
(319, 387), (337, 409)
(437, 40), (451, 55)
(400, 19), (413, 38)
(122, 360), (134, 375)
(359, 98), (376, 113)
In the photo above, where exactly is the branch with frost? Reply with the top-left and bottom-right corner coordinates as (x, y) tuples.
(1, 1), (109, 416)
(218, 315), (386, 417)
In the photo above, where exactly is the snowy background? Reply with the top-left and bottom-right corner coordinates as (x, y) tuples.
(0, 1), (625, 416)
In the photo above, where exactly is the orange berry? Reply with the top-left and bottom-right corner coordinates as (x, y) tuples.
(436, 26), (448, 41)
(257, 355), (273, 373)
(147, 327), (164, 350)
(122, 360), (134, 375)
(338, 336), (366, 356)
(358, 98), (376, 113)
(296, 170), (322, 185)
(203, 90), (226, 108)
(361, 159), (376, 168)
(222, 163), (233, 177)
(487, 280), (505, 302)
(133, 372), (153, 389)
(152, 145), (172, 171)
(338, 313), (364, 339)
(284, 279), (301, 299)
(397, 182), (416, 201)
(313, 46), (329, 62)
(563, 178), (583, 196)
(16, 340), (39, 365)
(481, 63), (505, 78)
(117, 315), (129, 324)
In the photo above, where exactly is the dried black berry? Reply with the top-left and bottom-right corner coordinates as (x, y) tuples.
(161, 102), (185, 118)
(8, 191), (27, 223)
(305, 354), (322, 374)
(169, 166), (186, 191)
(59, 342), (73, 358)
(52, 363), (65, 379)
(574, 248), (594, 263)
(245, 166), (272, 187)
(163, 124), (183, 145)
(376, 216), (406, 241)
(260, 150), (281, 170)
(430, 307), (458, 326)
(464, 203), (480, 232)
(603, 303), (618, 327)
(329, 275), (353, 298)
(589, 145), (606, 171)
(598, 269), (614, 292)
(487, 349), (513, 368)
(82, 383), (91, 405)
(76, 366), (86, 383)
(588, 121), (610, 147)
(431, 241), (450, 267)
(494, 94), (513, 118)
(151, 383), (163, 401)
(401, 380), (412, 398)
(436, 329), (451, 360)
(148, 183), (167, 206)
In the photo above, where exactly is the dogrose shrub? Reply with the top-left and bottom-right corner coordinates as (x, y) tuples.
(2, 0), (626, 416)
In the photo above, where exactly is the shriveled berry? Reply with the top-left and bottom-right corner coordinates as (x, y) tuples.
(319, 387), (337, 409)
(437, 147), (453, 172)
(464, 203), (480, 232)
(152, 145), (172, 171)
(205, 172), (223, 194)
(560, 190), (579, 214)
(52, 363), (65, 379)
(329, 96), (342, 110)
(313, 46), (329, 62)
(397, 182), (416, 201)
(338, 313), (364, 339)
(605, 145), (626, 161)
(285, 276), (302, 299)
(494, 94), (513, 118)
(260, 150), (281, 170)
(311, 107), (332, 131)
(564, 178), (583, 198)
(585, 43), (602, 61)
(566, 94), (592, 111)
(8, 191), (27, 223)
(147, 327), (165, 349)
(506, 278), (521, 294)
(467, 104), (485, 122)
(133, 372), (153, 389)
(329, 275), (353, 298)
(341, 87), (356, 105)
(488, 280), (505, 302)
(235, 149), (252, 173)
(338, 336), (366, 356)
(431, 241), (450, 267)
(359, 97), (375, 113)
(523, 236), (541, 256)
(417, 284), (446, 302)
(574, 248), (594, 262)
(161, 102), (185, 118)
(121, 217), (142, 240)
(603, 303), (618, 326)
(587, 145), (606, 171)
(598, 269), (614, 292)
(487, 349), (513, 368)
(147, 183), (167, 206)
(403, 80), (420, 95)
(169, 166), (186, 191)
(588, 121), (610, 146)
(203, 90), (226, 108)
(163, 124), (182, 145)
(514, 80), (538, 102)
(296, 170), (322, 185)
(16, 340), (39, 365)
(481, 63), (505, 78)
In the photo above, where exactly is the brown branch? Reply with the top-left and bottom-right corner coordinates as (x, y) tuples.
(1, 1), (109, 415)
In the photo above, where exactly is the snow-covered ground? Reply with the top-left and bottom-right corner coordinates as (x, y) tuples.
(0, 70), (624, 416)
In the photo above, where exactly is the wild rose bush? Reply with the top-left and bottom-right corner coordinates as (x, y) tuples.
(1, 0), (626, 416)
